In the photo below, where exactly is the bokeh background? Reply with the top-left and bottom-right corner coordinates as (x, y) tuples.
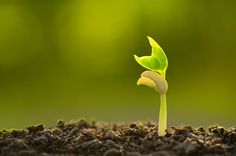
(0, 0), (235, 129)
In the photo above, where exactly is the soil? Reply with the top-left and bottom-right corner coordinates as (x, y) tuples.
(0, 120), (236, 156)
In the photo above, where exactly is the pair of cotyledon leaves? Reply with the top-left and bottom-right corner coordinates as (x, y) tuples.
(134, 37), (168, 94)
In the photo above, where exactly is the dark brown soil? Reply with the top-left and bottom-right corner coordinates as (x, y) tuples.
(0, 120), (236, 156)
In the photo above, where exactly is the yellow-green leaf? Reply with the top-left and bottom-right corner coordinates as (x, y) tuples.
(134, 36), (168, 77)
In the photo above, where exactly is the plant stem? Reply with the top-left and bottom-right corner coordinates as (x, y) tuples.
(158, 93), (167, 136)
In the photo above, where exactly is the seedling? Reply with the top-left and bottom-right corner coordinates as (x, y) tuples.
(134, 36), (168, 136)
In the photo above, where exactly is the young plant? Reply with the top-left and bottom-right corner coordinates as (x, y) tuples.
(134, 36), (168, 136)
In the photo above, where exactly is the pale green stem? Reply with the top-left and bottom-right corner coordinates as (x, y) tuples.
(158, 93), (167, 136)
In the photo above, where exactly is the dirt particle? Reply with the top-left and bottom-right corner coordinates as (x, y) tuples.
(101, 130), (120, 141)
(103, 148), (122, 156)
(33, 135), (48, 146)
(27, 125), (44, 134)
(56, 120), (65, 129)
(81, 139), (102, 149)
(126, 152), (143, 156)
(130, 123), (137, 129)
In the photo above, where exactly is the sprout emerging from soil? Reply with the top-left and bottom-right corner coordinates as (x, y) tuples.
(134, 36), (168, 136)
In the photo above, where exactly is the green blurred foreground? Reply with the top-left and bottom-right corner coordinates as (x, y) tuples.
(0, 0), (236, 129)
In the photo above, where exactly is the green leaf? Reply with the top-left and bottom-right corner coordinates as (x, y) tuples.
(134, 36), (168, 77)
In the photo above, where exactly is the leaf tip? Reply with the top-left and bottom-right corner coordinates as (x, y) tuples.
(147, 36), (159, 48)
(134, 54), (140, 62)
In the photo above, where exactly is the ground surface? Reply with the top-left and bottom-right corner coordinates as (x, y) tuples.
(0, 120), (236, 156)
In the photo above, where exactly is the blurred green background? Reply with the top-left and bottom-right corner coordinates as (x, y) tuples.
(0, 0), (235, 129)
